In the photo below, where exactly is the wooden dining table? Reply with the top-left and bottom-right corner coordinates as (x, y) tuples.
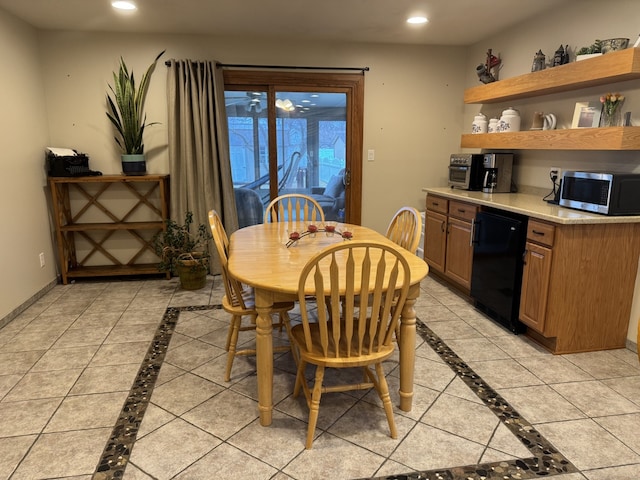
(227, 221), (429, 426)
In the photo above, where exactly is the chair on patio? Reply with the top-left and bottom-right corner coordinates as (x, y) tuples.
(264, 193), (325, 223)
(289, 241), (411, 448)
(208, 209), (294, 381)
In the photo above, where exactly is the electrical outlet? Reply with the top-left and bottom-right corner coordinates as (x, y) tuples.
(39, 252), (45, 268)
(549, 167), (561, 182)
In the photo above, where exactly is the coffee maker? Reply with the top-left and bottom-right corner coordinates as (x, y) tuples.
(482, 153), (514, 193)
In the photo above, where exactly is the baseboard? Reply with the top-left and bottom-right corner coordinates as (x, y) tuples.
(626, 338), (638, 354)
(0, 278), (58, 330)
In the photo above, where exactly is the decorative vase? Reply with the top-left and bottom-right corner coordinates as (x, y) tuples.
(121, 154), (147, 175)
(600, 108), (622, 127)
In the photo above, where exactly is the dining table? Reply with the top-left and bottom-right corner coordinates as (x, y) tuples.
(227, 221), (429, 426)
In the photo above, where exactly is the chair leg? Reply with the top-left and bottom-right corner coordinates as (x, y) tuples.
(293, 360), (307, 398)
(305, 365), (325, 449)
(224, 315), (242, 382)
(282, 312), (299, 367)
(375, 362), (397, 439)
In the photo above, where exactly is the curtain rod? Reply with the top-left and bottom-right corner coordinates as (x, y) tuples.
(165, 60), (368, 73)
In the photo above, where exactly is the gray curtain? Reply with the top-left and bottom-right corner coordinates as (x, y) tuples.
(166, 60), (238, 273)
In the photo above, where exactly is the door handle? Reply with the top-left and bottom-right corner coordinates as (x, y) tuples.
(469, 218), (476, 246)
(344, 169), (351, 186)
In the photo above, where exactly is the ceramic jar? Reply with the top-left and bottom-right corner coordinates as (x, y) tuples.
(488, 118), (500, 133)
(499, 107), (521, 132)
(472, 114), (488, 134)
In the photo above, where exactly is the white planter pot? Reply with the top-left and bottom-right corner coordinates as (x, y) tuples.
(576, 53), (603, 61)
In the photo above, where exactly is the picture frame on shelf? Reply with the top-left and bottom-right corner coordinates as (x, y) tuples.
(571, 102), (602, 128)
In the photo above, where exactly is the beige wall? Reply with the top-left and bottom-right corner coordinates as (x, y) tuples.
(464, 0), (640, 345)
(38, 32), (467, 234)
(0, 8), (56, 320)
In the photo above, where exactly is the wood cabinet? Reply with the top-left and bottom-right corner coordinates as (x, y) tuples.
(424, 194), (477, 290)
(462, 47), (640, 150)
(519, 220), (554, 333)
(520, 220), (640, 354)
(49, 174), (170, 284)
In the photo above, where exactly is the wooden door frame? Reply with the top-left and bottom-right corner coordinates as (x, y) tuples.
(222, 69), (364, 224)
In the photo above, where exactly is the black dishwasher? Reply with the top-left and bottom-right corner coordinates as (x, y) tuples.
(470, 209), (528, 333)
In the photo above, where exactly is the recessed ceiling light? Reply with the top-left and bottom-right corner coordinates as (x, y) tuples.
(407, 16), (428, 24)
(112, 1), (137, 11)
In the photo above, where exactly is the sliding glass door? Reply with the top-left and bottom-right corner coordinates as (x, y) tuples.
(223, 71), (364, 224)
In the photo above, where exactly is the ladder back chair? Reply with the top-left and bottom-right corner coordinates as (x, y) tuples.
(208, 210), (294, 382)
(385, 206), (423, 254)
(264, 194), (325, 224)
(290, 241), (411, 448)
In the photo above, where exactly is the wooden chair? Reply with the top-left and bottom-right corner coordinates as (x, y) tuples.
(208, 210), (295, 382)
(385, 206), (422, 254)
(290, 241), (411, 448)
(264, 194), (325, 223)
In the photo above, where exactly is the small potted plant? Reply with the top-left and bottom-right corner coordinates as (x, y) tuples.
(153, 211), (211, 290)
(576, 40), (602, 61)
(106, 50), (165, 175)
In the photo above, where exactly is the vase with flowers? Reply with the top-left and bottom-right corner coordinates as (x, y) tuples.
(600, 92), (625, 127)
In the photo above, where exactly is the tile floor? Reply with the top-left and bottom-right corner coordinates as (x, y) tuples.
(0, 274), (638, 479)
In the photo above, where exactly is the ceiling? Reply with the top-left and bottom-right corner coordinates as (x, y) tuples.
(0, 0), (576, 46)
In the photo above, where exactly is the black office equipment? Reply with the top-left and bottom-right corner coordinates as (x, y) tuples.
(46, 148), (102, 177)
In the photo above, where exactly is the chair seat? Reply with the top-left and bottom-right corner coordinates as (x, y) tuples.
(291, 322), (395, 368)
(222, 288), (294, 316)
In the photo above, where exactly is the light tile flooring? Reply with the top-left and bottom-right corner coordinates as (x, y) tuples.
(0, 274), (639, 479)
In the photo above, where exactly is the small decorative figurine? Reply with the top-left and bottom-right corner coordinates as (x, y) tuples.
(476, 48), (501, 84)
(531, 50), (546, 72)
(552, 45), (570, 67)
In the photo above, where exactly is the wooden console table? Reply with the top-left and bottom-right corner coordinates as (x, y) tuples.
(49, 174), (170, 284)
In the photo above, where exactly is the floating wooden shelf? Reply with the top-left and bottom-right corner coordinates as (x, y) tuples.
(461, 127), (640, 150)
(464, 48), (640, 104)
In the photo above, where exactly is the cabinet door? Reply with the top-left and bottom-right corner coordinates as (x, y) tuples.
(424, 211), (447, 273)
(519, 242), (553, 333)
(445, 217), (474, 289)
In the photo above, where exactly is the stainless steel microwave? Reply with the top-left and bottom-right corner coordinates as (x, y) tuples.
(559, 171), (640, 215)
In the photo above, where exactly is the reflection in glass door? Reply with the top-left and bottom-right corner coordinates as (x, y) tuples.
(225, 90), (347, 221)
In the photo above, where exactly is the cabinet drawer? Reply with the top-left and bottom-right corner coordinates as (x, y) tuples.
(448, 201), (478, 222)
(527, 220), (555, 247)
(426, 194), (448, 214)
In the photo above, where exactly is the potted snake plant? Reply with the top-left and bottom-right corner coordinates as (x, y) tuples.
(106, 50), (165, 175)
(153, 211), (211, 290)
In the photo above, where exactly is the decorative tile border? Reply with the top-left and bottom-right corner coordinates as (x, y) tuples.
(93, 305), (219, 479)
(92, 307), (577, 479)
(371, 321), (578, 480)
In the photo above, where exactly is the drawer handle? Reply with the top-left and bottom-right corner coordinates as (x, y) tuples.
(531, 230), (545, 236)
(458, 208), (466, 213)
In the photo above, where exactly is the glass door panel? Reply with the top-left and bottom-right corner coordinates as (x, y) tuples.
(275, 91), (346, 220)
(225, 90), (270, 203)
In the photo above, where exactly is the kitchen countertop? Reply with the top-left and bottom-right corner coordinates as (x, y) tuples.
(422, 187), (640, 225)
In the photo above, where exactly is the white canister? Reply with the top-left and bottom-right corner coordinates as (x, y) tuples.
(499, 107), (521, 132)
(488, 118), (499, 133)
(472, 114), (488, 134)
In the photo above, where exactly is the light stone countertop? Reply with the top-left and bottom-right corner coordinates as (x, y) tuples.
(422, 187), (640, 225)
